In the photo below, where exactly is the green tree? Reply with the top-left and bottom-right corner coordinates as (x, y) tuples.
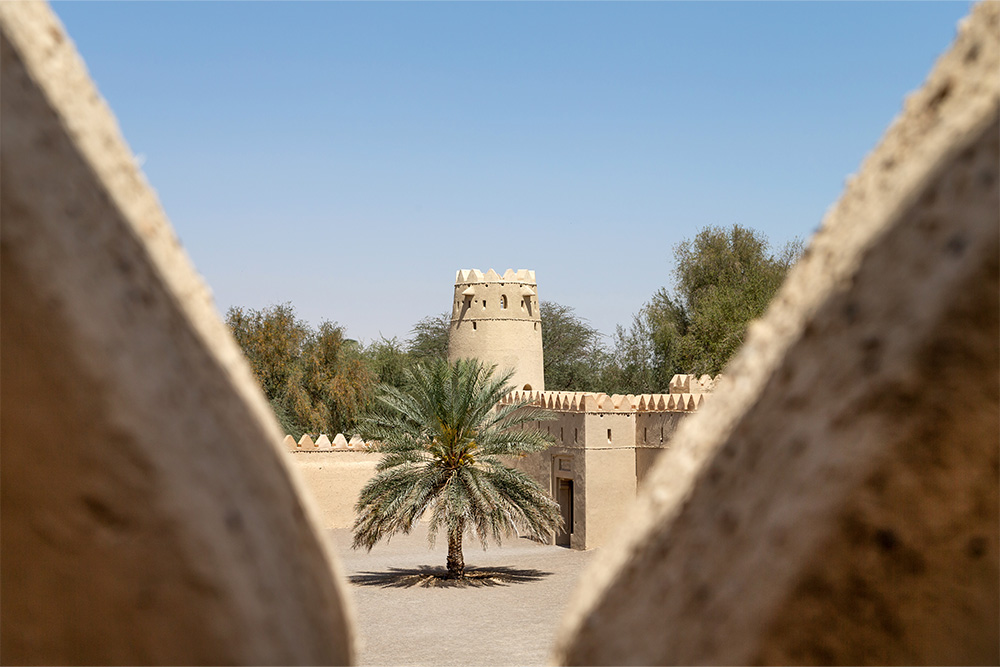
(226, 303), (307, 401)
(602, 317), (660, 395)
(352, 358), (562, 580)
(362, 336), (412, 390)
(610, 225), (801, 391)
(225, 304), (375, 438)
(284, 322), (375, 436)
(407, 313), (451, 362)
(540, 301), (608, 391)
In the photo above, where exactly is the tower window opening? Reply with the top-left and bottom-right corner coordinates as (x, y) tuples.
(644, 427), (647, 443)
(574, 428), (578, 444)
(560, 427), (564, 442)
(501, 295), (508, 309)
(660, 427), (664, 444)
(607, 429), (612, 444)
(534, 322), (539, 331)
(472, 322), (477, 331)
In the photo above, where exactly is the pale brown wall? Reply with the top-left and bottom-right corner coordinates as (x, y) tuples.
(448, 275), (545, 391)
(539, 411), (588, 448)
(449, 318), (545, 391)
(635, 412), (686, 487)
(582, 411), (635, 451)
(634, 448), (665, 489)
(290, 453), (381, 530)
(582, 448), (637, 550)
(579, 413), (638, 550)
(634, 411), (685, 447)
(512, 411), (588, 547)
(515, 410), (650, 550)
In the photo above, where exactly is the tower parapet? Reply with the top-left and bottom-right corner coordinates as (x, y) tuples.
(447, 268), (545, 391)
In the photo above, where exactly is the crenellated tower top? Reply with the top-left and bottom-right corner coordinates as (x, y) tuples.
(454, 268), (536, 284)
(447, 268), (545, 391)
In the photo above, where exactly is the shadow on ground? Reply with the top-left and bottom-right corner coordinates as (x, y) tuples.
(350, 565), (553, 589)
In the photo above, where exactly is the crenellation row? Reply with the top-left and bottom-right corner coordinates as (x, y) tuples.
(669, 373), (724, 394)
(455, 268), (536, 284)
(500, 389), (708, 413)
(284, 433), (371, 451)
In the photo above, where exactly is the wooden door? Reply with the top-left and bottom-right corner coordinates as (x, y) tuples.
(556, 479), (573, 547)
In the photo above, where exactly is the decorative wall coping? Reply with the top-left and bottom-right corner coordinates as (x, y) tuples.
(284, 433), (373, 451)
(500, 389), (708, 414)
(286, 371), (722, 452)
(455, 268), (536, 284)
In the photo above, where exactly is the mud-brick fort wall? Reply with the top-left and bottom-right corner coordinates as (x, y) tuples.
(279, 376), (715, 546)
(281, 434), (378, 530)
(502, 384), (714, 550)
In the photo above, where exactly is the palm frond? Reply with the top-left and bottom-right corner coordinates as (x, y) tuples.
(351, 357), (562, 555)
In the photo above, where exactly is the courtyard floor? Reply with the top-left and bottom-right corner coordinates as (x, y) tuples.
(328, 524), (594, 666)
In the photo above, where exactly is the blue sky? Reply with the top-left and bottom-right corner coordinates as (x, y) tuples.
(52, 1), (972, 344)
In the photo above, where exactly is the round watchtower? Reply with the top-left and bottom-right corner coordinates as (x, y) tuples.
(447, 268), (545, 391)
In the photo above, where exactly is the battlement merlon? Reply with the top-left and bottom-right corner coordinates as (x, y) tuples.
(500, 390), (710, 414)
(455, 268), (536, 285)
(284, 433), (375, 451)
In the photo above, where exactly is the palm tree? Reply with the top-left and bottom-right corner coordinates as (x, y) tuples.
(352, 358), (562, 579)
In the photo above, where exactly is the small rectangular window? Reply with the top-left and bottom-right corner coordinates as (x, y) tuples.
(643, 427), (647, 443)
(472, 321), (477, 331)
(574, 428), (578, 444)
(560, 427), (564, 442)
(607, 429), (612, 443)
(660, 427), (664, 444)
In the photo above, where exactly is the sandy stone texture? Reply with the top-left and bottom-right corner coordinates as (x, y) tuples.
(1, 3), (354, 663)
(554, 3), (999, 665)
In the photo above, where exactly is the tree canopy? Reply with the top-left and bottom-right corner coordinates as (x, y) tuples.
(407, 313), (450, 363)
(606, 225), (801, 392)
(540, 301), (608, 391)
(225, 304), (374, 437)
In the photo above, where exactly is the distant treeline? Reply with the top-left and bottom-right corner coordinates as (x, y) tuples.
(226, 224), (801, 438)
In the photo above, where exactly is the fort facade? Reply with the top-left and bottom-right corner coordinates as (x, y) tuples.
(501, 382), (716, 550)
(287, 268), (717, 549)
(443, 267), (719, 548)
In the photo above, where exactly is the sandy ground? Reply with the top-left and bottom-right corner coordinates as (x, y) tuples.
(329, 524), (594, 666)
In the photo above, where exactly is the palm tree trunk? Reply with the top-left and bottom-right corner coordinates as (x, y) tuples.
(446, 527), (465, 579)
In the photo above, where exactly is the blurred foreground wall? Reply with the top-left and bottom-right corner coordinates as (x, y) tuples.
(554, 3), (999, 665)
(0, 3), (354, 663)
